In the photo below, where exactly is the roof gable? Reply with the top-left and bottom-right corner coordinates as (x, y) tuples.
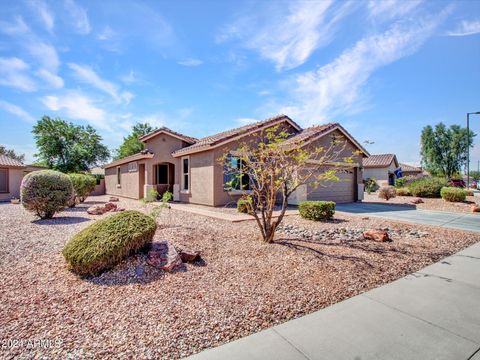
(363, 154), (398, 168)
(140, 127), (197, 144)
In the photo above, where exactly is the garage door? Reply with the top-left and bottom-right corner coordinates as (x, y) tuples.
(307, 169), (356, 203)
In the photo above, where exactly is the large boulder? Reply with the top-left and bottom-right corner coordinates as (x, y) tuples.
(146, 240), (183, 272)
(363, 229), (391, 242)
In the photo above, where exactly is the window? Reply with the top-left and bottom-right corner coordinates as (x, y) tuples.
(127, 162), (138, 172)
(153, 164), (169, 184)
(224, 156), (250, 191)
(181, 157), (189, 191)
(0, 168), (8, 193)
(116, 167), (121, 186)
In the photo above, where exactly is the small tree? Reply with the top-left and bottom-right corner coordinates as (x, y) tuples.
(221, 126), (355, 243)
(114, 122), (156, 160)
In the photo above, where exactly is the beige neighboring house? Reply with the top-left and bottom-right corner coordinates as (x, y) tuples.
(0, 155), (26, 201)
(104, 115), (369, 206)
(363, 154), (399, 187)
(399, 163), (423, 177)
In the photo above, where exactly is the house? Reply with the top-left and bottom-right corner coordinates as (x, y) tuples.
(104, 115), (369, 206)
(399, 163), (423, 177)
(363, 154), (399, 187)
(0, 154), (26, 201)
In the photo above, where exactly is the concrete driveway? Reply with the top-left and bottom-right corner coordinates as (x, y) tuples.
(335, 203), (480, 233)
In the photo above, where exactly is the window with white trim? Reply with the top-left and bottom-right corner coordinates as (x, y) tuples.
(224, 156), (250, 191)
(181, 157), (189, 191)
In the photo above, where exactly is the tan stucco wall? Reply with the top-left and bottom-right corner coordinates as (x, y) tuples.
(105, 164), (141, 199)
(364, 161), (396, 187)
(0, 167), (24, 201)
(179, 152), (215, 205)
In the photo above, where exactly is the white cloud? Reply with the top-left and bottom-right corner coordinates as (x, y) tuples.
(64, 0), (91, 34)
(281, 13), (449, 125)
(0, 16), (30, 35)
(97, 25), (115, 41)
(26, 41), (60, 72)
(236, 118), (259, 126)
(178, 58), (203, 66)
(68, 63), (133, 103)
(0, 57), (37, 92)
(29, 0), (55, 34)
(36, 69), (64, 89)
(258, 90), (270, 96)
(367, 0), (423, 20)
(120, 70), (139, 84)
(41, 92), (110, 130)
(0, 99), (35, 123)
(447, 20), (480, 36)
(218, 0), (355, 71)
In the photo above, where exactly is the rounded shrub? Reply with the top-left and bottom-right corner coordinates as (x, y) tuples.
(299, 201), (335, 221)
(378, 186), (396, 200)
(68, 173), (96, 205)
(440, 187), (467, 202)
(63, 210), (157, 276)
(396, 187), (411, 196)
(237, 196), (252, 213)
(21, 170), (74, 219)
(407, 177), (447, 198)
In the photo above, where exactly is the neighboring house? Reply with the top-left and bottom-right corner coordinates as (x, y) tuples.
(89, 166), (106, 196)
(0, 155), (26, 201)
(104, 115), (369, 206)
(363, 154), (399, 187)
(399, 163), (423, 177)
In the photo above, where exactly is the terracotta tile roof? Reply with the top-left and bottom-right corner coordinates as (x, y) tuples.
(399, 163), (422, 172)
(0, 154), (25, 168)
(282, 123), (337, 146)
(140, 126), (198, 144)
(172, 114), (301, 157)
(363, 154), (398, 168)
(104, 150), (154, 169)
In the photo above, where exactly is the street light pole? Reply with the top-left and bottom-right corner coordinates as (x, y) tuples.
(467, 111), (480, 189)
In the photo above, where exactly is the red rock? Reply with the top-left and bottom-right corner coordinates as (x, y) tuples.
(146, 240), (183, 272)
(472, 205), (480, 213)
(87, 202), (117, 215)
(109, 196), (119, 202)
(411, 198), (424, 204)
(179, 249), (201, 262)
(363, 229), (391, 242)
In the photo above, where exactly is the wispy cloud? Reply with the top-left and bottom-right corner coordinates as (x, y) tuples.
(0, 99), (35, 123)
(68, 63), (133, 104)
(97, 25), (115, 41)
(41, 92), (109, 130)
(0, 16), (30, 35)
(178, 58), (203, 66)
(218, 0), (355, 71)
(281, 11), (450, 125)
(0, 57), (37, 92)
(26, 41), (60, 72)
(36, 69), (64, 89)
(447, 20), (480, 36)
(28, 0), (55, 34)
(120, 70), (139, 84)
(64, 0), (91, 34)
(367, 0), (423, 20)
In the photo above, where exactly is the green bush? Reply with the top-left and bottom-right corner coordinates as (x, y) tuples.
(395, 178), (407, 188)
(378, 186), (396, 200)
(63, 210), (157, 276)
(68, 173), (96, 205)
(364, 177), (377, 194)
(237, 196), (252, 213)
(407, 177), (447, 198)
(440, 187), (467, 202)
(299, 201), (335, 221)
(21, 170), (74, 219)
(396, 187), (411, 196)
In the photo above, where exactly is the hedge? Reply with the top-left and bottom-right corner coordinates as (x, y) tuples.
(63, 210), (157, 276)
(407, 177), (447, 198)
(299, 201), (335, 221)
(440, 187), (467, 202)
(68, 173), (96, 205)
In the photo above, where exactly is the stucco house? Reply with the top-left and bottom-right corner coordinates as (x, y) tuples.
(398, 163), (423, 177)
(363, 154), (399, 187)
(0, 155), (26, 201)
(104, 115), (369, 206)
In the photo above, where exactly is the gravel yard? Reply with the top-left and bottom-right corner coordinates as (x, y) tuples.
(1, 195), (479, 359)
(364, 192), (479, 213)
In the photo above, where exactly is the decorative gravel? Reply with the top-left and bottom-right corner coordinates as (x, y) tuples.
(364, 192), (479, 213)
(1, 196), (479, 359)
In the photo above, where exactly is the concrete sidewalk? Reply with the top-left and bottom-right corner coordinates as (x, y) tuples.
(186, 241), (480, 360)
(336, 203), (480, 233)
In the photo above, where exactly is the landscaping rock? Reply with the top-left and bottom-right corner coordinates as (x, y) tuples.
(472, 205), (480, 213)
(179, 249), (201, 262)
(146, 240), (183, 272)
(363, 229), (391, 242)
(87, 202), (117, 215)
(411, 197), (424, 204)
(109, 196), (119, 202)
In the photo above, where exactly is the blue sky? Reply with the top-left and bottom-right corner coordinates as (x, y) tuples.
(0, 0), (479, 167)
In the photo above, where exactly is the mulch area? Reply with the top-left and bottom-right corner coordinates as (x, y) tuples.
(1, 195), (479, 359)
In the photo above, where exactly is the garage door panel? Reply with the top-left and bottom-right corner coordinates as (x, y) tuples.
(308, 170), (355, 203)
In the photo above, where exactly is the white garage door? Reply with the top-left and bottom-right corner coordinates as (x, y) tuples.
(308, 169), (356, 203)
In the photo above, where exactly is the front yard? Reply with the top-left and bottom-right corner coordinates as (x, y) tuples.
(1, 195), (479, 359)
